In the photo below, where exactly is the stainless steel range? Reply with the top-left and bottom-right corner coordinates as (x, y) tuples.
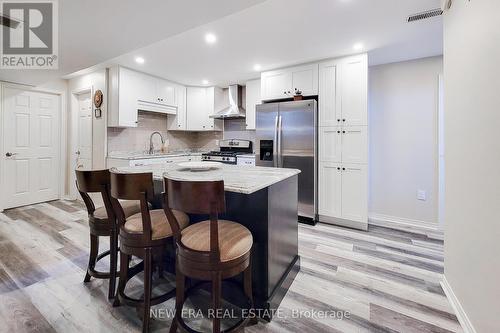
(202, 139), (253, 165)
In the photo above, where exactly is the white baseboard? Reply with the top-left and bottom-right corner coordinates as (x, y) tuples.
(369, 213), (441, 234)
(440, 276), (477, 333)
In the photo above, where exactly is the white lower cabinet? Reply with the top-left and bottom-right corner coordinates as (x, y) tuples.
(318, 162), (342, 218)
(340, 164), (368, 223)
(318, 162), (367, 227)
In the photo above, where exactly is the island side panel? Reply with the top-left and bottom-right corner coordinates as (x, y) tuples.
(267, 175), (299, 296)
(223, 189), (270, 306)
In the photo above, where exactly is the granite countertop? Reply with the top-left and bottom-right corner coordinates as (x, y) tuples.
(114, 163), (300, 194)
(108, 150), (206, 160)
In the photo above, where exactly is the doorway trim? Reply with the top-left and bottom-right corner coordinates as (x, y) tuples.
(0, 81), (66, 212)
(69, 86), (92, 200)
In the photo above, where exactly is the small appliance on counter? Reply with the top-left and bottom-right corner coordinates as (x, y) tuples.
(202, 139), (254, 165)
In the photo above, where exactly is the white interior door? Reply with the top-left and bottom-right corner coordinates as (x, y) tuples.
(76, 93), (92, 170)
(2, 87), (60, 209)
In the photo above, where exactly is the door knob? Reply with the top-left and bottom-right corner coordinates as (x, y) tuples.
(5, 152), (17, 157)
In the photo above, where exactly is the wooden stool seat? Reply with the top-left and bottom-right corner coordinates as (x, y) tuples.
(125, 209), (189, 240)
(93, 200), (142, 220)
(163, 177), (256, 333)
(110, 169), (189, 333)
(75, 169), (120, 301)
(181, 220), (253, 262)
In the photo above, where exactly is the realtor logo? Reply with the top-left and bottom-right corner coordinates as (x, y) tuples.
(1, 0), (58, 69)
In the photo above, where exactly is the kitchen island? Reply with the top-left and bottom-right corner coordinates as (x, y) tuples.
(115, 164), (301, 320)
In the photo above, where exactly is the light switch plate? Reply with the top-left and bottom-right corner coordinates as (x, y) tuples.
(417, 190), (427, 201)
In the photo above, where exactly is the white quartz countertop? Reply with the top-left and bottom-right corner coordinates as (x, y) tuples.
(114, 164), (300, 194)
(108, 151), (205, 160)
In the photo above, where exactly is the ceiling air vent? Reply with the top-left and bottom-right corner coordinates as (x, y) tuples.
(407, 8), (443, 22)
(0, 12), (21, 29)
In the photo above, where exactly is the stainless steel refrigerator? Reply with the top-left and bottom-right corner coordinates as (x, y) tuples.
(256, 100), (317, 222)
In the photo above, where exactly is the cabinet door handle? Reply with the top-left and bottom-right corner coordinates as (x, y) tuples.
(342, 130), (346, 134)
(337, 119), (340, 122)
(337, 131), (340, 134)
(342, 119), (346, 122)
(337, 167), (341, 171)
(342, 167), (346, 171)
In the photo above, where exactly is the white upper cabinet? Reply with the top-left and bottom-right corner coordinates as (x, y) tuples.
(156, 80), (176, 106)
(319, 61), (341, 126)
(245, 79), (261, 130)
(182, 87), (223, 131)
(339, 55), (368, 126)
(186, 87), (207, 131)
(261, 64), (318, 101)
(291, 64), (318, 97)
(319, 54), (368, 126)
(167, 86), (187, 130)
(108, 66), (139, 127)
(109, 66), (186, 127)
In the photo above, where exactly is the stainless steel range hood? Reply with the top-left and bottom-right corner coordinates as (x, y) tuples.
(210, 84), (246, 119)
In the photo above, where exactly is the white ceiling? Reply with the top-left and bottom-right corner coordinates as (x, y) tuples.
(1, 0), (443, 87)
(0, 0), (266, 85)
(106, 0), (443, 87)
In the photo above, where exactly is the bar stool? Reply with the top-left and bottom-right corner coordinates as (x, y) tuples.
(110, 169), (190, 333)
(163, 176), (255, 333)
(75, 169), (142, 300)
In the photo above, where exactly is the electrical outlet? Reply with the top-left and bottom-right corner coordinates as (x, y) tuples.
(417, 190), (427, 201)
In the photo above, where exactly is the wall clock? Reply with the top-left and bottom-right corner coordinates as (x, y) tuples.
(93, 89), (103, 118)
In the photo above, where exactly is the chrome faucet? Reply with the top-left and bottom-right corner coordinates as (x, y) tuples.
(149, 131), (164, 155)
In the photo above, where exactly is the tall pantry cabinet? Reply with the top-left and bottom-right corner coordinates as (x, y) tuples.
(318, 54), (368, 230)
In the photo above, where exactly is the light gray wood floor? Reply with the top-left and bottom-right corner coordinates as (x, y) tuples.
(0, 200), (462, 333)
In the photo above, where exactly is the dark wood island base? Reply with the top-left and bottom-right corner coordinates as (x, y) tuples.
(153, 173), (300, 321)
(222, 174), (300, 321)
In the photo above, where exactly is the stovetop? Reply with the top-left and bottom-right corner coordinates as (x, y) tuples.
(203, 151), (238, 157)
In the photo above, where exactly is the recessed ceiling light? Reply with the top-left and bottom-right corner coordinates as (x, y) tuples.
(205, 33), (217, 44)
(353, 43), (364, 51)
(202, 79), (209, 85)
(135, 57), (145, 64)
(253, 64), (262, 71)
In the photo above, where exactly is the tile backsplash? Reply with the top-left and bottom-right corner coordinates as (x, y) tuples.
(107, 111), (221, 153)
(223, 118), (256, 143)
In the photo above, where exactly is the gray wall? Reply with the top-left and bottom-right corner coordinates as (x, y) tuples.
(444, 1), (500, 332)
(369, 56), (443, 226)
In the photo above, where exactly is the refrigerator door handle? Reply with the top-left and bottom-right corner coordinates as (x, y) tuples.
(278, 115), (283, 167)
(273, 115), (279, 167)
